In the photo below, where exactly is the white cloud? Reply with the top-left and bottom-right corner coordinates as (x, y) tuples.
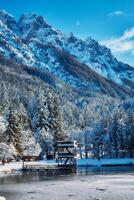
(122, 27), (134, 39)
(101, 27), (134, 54)
(108, 10), (125, 17)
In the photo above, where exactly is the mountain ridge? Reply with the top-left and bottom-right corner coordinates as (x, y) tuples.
(0, 9), (134, 99)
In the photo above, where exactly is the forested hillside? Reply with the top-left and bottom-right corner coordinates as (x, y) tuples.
(0, 10), (134, 160)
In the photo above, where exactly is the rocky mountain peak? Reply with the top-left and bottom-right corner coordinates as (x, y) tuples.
(0, 10), (133, 95)
(0, 9), (17, 32)
(18, 13), (52, 39)
(0, 9), (13, 20)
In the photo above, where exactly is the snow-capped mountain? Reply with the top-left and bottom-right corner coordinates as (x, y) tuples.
(0, 10), (134, 97)
(0, 10), (17, 32)
(17, 12), (134, 90)
(0, 10), (134, 160)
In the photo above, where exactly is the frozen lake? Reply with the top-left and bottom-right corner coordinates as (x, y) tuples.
(0, 166), (134, 200)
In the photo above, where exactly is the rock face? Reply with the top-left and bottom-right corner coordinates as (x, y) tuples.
(0, 9), (133, 97)
(0, 10), (17, 32)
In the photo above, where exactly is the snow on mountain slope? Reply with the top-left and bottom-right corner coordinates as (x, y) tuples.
(0, 20), (52, 72)
(16, 12), (134, 90)
(0, 20), (35, 66)
(26, 40), (134, 98)
(62, 36), (134, 90)
(0, 10), (134, 97)
(0, 10), (18, 32)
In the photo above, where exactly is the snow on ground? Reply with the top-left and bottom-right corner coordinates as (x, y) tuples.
(0, 197), (6, 200)
(0, 162), (22, 173)
(0, 160), (57, 174)
(0, 158), (134, 174)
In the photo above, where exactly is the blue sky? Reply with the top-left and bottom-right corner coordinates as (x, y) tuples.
(0, 0), (134, 66)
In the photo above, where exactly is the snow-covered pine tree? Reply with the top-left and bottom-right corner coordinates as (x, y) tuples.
(48, 94), (64, 144)
(116, 109), (127, 152)
(109, 112), (120, 158)
(5, 107), (23, 157)
(92, 121), (107, 159)
(37, 127), (53, 158)
(126, 110), (134, 157)
(28, 88), (60, 156)
(29, 88), (49, 139)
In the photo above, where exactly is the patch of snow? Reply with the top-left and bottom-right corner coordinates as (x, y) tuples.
(0, 161), (22, 173)
(0, 115), (8, 134)
(0, 197), (6, 200)
(0, 143), (16, 160)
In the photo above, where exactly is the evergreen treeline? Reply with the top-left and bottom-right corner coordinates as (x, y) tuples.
(70, 101), (134, 159)
(0, 59), (134, 160)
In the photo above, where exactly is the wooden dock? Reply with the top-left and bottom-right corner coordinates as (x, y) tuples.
(22, 141), (77, 173)
(23, 162), (58, 172)
(22, 162), (76, 173)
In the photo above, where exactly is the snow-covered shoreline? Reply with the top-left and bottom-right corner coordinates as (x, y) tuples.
(0, 160), (57, 174)
(0, 162), (22, 174)
(1, 158), (134, 174)
(0, 197), (6, 200)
